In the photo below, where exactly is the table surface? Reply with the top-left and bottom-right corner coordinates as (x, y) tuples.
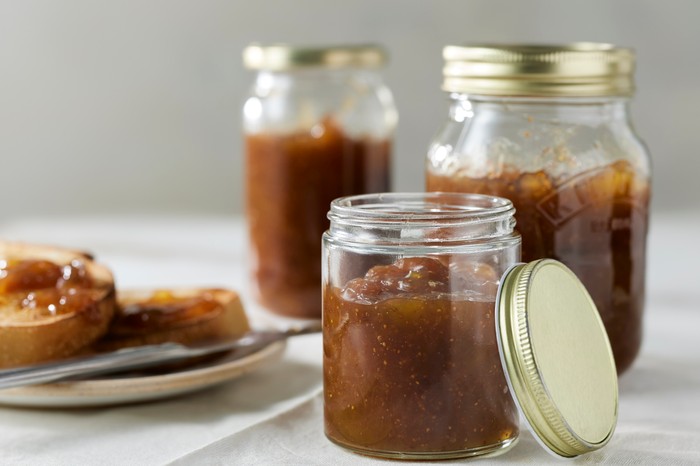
(0, 212), (698, 465)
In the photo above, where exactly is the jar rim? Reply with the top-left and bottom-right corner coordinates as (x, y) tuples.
(329, 192), (515, 226)
(243, 43), (387, 71)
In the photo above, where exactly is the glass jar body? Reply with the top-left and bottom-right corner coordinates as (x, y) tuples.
(244, 68), (397, 319)
(322, 193), (521, 459)
(426, 95), (651, 373)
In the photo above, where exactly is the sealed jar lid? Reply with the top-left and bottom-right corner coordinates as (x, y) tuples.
(243, 43), (387, 71)
(496, 259), (618, 458)
(443, 42), (635, 97)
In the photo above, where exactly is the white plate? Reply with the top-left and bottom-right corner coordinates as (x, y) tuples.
(0, 340), (286, 408)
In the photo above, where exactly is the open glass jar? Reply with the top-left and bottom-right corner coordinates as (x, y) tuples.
(426, 43), (651, 373)
(322, 193), (620, 460)
(322, 193), (521, 459)
(243, 44), (397, 319)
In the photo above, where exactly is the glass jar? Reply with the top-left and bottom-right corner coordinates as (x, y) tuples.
(426, 43), (651, 373)
(243, 44), (397, 319)
(322, 192), (521, 459)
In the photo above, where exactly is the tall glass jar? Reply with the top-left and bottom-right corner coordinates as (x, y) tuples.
(426, 43), (651, 373)
(323, 193), (521, 459)
(243, 44), (397, 319)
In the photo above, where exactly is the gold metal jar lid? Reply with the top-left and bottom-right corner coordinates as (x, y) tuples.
(243, 43), (387, 71)
(496, 259), (618, 458)
(443, 42), (635, 97)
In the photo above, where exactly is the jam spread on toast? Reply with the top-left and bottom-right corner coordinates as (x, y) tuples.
(0, 259), (97, 319)
(110, 291), (221, 336)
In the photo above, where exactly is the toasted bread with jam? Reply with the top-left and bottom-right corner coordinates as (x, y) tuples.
(96, 288), (250, 351)
(0, 241), (116, 368)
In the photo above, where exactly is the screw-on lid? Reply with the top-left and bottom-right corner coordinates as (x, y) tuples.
(496, 259), (618, 458)
(243, 43), (387, 71)
(443, 42), (635, 97)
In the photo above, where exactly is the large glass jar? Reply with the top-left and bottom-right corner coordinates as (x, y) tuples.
(243, 44), (397, 319)
(322, 193), (521, 459)
(426, 43), (651, 373)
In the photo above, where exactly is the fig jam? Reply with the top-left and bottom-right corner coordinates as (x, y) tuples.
(0, 260), (63, 293)
(110, 291), (221, 336)
(323, 257), (518, 456)
(427, 160), (650, 373)
(0, 259), (97, 319)
(247, 117), (390, 318)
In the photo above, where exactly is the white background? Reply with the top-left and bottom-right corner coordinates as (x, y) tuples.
(1, 0), (697, 219)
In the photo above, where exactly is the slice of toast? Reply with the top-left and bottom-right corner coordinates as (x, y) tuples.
(96, 288), (250, 351)
(0, 241), (116, 368)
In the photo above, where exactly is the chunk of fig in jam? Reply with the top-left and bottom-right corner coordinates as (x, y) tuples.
(0, 258), (98, 319)
(0, 260), (63, 293)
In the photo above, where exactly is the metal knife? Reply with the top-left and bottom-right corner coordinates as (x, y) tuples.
(0, 324), (321, 390)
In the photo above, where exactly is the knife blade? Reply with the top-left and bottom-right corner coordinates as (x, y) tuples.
(0, 323), (321, 390)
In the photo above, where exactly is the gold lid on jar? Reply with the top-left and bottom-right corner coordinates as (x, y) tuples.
(443, 42), (635, 97)
(497, 259), (618, 457)
(243, 43), (387, 71)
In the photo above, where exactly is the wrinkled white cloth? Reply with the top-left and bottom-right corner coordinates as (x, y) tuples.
(171, 301), (700, 465)
(0, 213), (698, 465)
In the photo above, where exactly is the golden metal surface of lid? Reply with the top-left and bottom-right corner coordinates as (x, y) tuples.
(243, 44), (387, 71)
(443, 42), (635, 96)
(496, 259), (618, 458)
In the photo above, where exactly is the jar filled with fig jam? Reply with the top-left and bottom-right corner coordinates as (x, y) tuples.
(323, 193), (521, 459)
(426, 43), (651, 373)
(243, 44), (397, 319)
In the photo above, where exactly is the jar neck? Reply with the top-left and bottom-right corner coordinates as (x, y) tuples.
(327, 193), (516, 247)
(255, 68), (382, 90)
(448, 93), (631, 124)
(246, 67), (395, 139)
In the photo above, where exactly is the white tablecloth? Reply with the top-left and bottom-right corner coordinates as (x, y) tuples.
(0, 212), (698, 465)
